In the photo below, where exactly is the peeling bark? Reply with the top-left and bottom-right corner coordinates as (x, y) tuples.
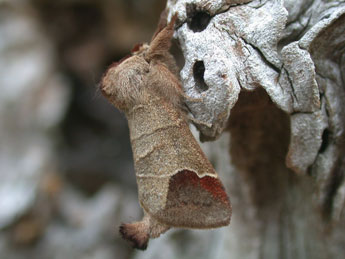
(139, 0), (345, 258)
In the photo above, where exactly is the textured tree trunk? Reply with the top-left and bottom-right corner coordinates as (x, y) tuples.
(137, 0), (345, 258)
(1, 1), (344, 258)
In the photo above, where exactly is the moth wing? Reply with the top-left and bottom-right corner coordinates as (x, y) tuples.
(151, 170), (231, 229)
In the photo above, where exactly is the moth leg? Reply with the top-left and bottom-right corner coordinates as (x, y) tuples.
(173, 82), (203, 103)
(180, 102), (212, 128)
(119, 212), (170, 250)
(182, 94), (203, 103)
(148, 213), (170, 239)
(183, 111), (213, 128)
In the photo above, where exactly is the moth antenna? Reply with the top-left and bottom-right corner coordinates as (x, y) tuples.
(146, 13), (178, 60)
(151, 9), (168, 41)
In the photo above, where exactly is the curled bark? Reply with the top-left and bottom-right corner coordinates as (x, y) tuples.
(143, 0), (345, 258)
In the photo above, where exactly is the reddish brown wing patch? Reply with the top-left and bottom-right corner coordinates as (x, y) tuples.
(154, 170), (231, 228)
(173, 170), (229, 204)
(200, 175), (230, 204)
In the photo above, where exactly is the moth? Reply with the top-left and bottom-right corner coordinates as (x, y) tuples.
(100, 14), (231, 250)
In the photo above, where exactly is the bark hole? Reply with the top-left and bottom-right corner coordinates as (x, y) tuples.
(186, 4), (211, 32)
(193, 61), (208, 92)
(319, 129), (330, 154)
(228, 88), (292, 209)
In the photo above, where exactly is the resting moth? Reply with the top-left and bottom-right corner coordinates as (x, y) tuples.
(100, 14), (231, 250)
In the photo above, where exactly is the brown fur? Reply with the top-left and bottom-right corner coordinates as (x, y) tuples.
(100, 13), (231, 249)
(119, 221), (149, 250)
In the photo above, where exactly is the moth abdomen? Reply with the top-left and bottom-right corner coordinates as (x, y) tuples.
(119, 212), (170, 250)
(119, 222), (149, 250)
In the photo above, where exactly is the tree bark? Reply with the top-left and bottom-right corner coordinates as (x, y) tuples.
(137, 1), (345, 258)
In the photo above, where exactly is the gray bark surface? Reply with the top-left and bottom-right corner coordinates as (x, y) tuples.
(0, 1), (344, 258)
(135, 0), (345, 258)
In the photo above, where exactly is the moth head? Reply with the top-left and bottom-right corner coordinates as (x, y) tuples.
(100, 55), (150, 112)
(100, 14), (177, 112)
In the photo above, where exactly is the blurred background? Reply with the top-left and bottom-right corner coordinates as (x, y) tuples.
(0, 0), (178, 258)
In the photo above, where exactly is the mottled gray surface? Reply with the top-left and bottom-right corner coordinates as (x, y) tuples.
(160, 0), (345, 258)
(1, 0), (345, 258)
(168, 0), (290, 138)
(167, 0), (345, 202)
